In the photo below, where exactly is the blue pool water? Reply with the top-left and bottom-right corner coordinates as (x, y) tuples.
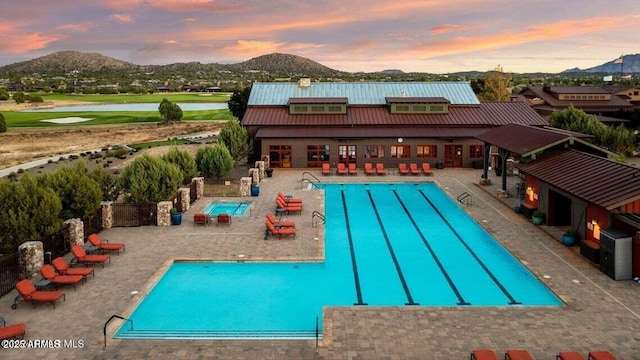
(203, 202), (250, 216)
(116, 183), (561, 340)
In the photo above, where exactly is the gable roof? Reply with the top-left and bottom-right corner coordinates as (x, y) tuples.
(517, 150), (640, 210)
(248, 82), (481, 106)
(522, 86), (632, 111)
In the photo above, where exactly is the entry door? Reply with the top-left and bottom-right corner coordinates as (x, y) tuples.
(338, 145), (357, 165)
(444, 145), (463, 167)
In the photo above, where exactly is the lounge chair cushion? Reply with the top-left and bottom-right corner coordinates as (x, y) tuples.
(505, 350), (534, 360)
(15, 279), (65, 306)
(558, 352), (586, 360)
(471, 349), (498, 360)
(587, 351), (616, 360)
(0, 322), (26, 340)
(88, 233), (125, 252)
(266, 213), (295, 228)
(71, 245), (111, 266)
(40, 265), (84, 287)
(52, 257), (95, 277)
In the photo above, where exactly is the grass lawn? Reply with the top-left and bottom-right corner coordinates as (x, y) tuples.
(39, 92), (231, 103)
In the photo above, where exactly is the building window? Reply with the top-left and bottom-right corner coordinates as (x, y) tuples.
(416, 145), (437, 158)
(269, 145), (292, 168)
(307, 145), (330, 167)
(390, 145), (410, 158)
(469, 145), (483, 158)
(364, 145), (385, 158)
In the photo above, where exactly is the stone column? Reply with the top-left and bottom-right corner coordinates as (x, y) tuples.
(157, 201), (172, 226)
(101, 201), (113, 229)
(18, 241), (44, 279)
(249, 168), (260, 185)
(255, 161), (265, 180)
(193, 177), (205, 200)
(240, 177), (252, 196)
(64, 218), (85, 248)
(261, 155), (270, 169)
(178, 188), (190, 212)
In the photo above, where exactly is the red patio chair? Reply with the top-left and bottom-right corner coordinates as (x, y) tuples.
(376, 163), (386, 175)
(505, 349), (534, 360)
(266, 212), (295, 228)
(322, 163), (331, 175)
(40, 264), (84, 290)
(276, 198), (302, 215)
(71, 245), (111, 268)
(398, 163), (409, 175)
(470, 349), (498, 360)
(422, 162), (433, 175)
(265, 220), (296, 239)
(0, 318), (26, 340)
(52, 257), (95, 279)
(364, 163), (375, 175)
(409, 163), (421, 175)
(587, 351), (616, 360)
(12, 279), (65, 309)
(348, 163), (358, 175)
(557, 352), (586, 360)
(277, 191), (303, 204)
(337, 163), (347, 175)
(193, 213), (210, 225)
(216, 213), (232, 226)
(88, 233), (125, 254)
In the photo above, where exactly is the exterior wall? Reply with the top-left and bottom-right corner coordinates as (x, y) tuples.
(523, 176), (539, 208)
(585, 204), (610, 246)
(259, 137), (486, 169)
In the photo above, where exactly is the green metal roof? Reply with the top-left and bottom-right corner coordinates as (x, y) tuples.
(248, 82), (480, 106)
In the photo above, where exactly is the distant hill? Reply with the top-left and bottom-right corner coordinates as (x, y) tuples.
(562, 54), (640, 74)
(228, 53), (343, 76)
(0, 51), (139, 75)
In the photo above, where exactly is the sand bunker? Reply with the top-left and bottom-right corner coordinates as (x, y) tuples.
(41, 117), (94, 124)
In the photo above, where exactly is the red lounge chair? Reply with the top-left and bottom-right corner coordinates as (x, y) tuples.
(277, 192), (303, 204)
(422, 162), (433, 175)
(12, 279), (65, 309)
(470, 349), (498, 360)
(322, 163), (331, 175)
(348, 163), (358, 175)
(216, 213), (231, 226)
(409, 163), (421, 175)
(265, 221), (296, 239)
(337, 163), (347, 175)
(276, 198), (302, 215)
(193, 213), (210, 225)
(376, 163), (386, 175)
(266, 212), (295, 228)
(0, 319), (26, 340)
(587, 351), (616, 360)
(71, 245), (111, 268)
(398, 163), (409, 175)
(40, 264), (84, 290)
(364, 163), (375, 175)
(505, 349), (534, 360)
(88, 233), (125, 254)
(557, 352), (586, 360)
(51, 257), (95, 279)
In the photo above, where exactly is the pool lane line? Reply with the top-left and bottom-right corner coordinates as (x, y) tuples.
(340, 190), (367, 306)
(417, 190), (521, 305)
(391, 190), (469, 306)
(366, 190), (418, 306)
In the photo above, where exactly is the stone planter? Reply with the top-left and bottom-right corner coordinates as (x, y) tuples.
(266, 168), (274, 177)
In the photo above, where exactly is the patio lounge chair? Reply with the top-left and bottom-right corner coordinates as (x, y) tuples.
(337, 163), (347, 175)
(470, 349), (498, 360)
(88, 233), (125, 254)
(322, 163), (331, 175)
(193, 213), (210, 225)
(348, 163), (358, 175)
(39, 264), (84, 290)
(265, 221), (296, 239)
(409, 163), (421, 175)
(587, 351), (616, 360)
(557, 352), (586, 360)
(376, 163), (386, 175)
(51, 257), (95, 279)
(364, 163), (375, 175)
(71, 245), (111, 268)
(12, 279), (65, 309)
(216, 213), (232, 226)
(422, 162), (433, 175)
(277, 191), (303, 204)
(398, 163), (409, 175)
(266, 212), (295, 228)
(0, 318), (26, 340)
(276, 198), (302, 215)
(504, 349), (534, 360)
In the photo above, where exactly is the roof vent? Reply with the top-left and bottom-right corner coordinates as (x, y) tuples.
(298, 78), (311, 87)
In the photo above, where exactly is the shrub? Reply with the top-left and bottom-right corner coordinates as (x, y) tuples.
(162, 147), (196, 185)
(0, 112), (6, 133)
(196, 145), (234, 179)
(117, 153), (183, 204)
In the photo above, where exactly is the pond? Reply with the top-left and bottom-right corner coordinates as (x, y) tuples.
(22, 103), (228, 112)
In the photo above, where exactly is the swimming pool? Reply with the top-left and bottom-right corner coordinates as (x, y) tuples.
(116, 183), (561, 340)
(203, 201), (250, 216)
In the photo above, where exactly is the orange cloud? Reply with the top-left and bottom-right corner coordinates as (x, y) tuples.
(100, 0), (143, 10)
(430, 24), (479, 35)
(222, 40), (324, 59)
(0, 31), (65, 53)
(56, 22), (97, 32)
(110, 14), (134, 23)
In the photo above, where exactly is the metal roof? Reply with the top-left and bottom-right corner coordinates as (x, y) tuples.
(517, 149), (640, 210)
(522, 86), (633, 110)
(256, 126), (488, 139)
(288, 97), (348, 104)
(248, 82), (481, 106)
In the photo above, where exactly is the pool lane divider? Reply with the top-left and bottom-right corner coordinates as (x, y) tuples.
(340, 190), (367, 306)
(417, 190), (521, 305)
(392, 190), (470, 306)
(366, 190), (418, 306)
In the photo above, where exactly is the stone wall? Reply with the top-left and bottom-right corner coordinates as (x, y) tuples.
(255, 160), (265, 180)
(240, 177), (252, 196)
(64, 218), (85, 248)
(157, 201), (172, 226)
(178, 188), (190, 212)
(18, 241), (43, 279)
(193, 177), (205, 200)
(249, 168), (260, 185)
(101, 201), (113, 229)
(260, 155), (270, 169)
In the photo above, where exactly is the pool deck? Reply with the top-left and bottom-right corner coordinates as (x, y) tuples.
(2, 167), (639, 359)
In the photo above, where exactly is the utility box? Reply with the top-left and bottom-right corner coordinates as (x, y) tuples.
(599, 228), (632, 280)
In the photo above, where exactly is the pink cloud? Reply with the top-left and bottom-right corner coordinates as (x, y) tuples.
(430, 24), (479, 35)
(56, 22), (97, 32)
(110, 14), (134, 23)
(0, 31), (65, 53)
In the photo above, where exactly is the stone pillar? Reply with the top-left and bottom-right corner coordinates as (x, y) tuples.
(101, 201), (113, 229)
(157, 201), (172, 226)
(240, 177), (252, 196)
(18, 241), (44, 279)
(64, 218), (85, 248)
(261, 155), (270, 169)
(506, 158), (514, 176)
(254, 161), (265, 180)
(178, 188), (190, 212)
(249, 168), (260, 185)
(193, 177), (205, 200)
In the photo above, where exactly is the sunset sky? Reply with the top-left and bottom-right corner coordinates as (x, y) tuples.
(0, 0), (638, 74)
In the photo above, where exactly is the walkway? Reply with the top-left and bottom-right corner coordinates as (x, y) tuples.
(1, 167), (638, 359)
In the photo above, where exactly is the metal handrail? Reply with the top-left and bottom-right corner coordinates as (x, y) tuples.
(315, 316), (319, 348)
(457, 192), (472, 206)
(103, 315), (133, 348)
(301, 172), (321, 189)
(312, 211), (325, 227)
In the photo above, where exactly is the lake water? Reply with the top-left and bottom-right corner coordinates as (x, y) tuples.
(22, 103), (228, 112)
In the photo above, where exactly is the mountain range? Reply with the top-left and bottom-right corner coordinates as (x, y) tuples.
(0, 51), (638, 78)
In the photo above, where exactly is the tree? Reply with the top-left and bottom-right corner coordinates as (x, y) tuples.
(29, 94), (44, 102)
(118, 154), (183, 204)
(13, 92), (26, 104)
(196, 145), (234, 179)
(227, 86), (251, 122)
(0, 175), (63, 252)
(0, 112), (6, 133)
(478, 65), (511, 101)
(161, 147), (197, 185)
(88, 165), (119, 201)
(218, 120), (249, 161)
(158, 98), (183, 124)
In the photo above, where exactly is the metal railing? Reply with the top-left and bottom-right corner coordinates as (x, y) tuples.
(103, 315), (133, 348)
(457, 192), (472, 206)
(301, 172), (321, 189)
(312, 211), (325, 227)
